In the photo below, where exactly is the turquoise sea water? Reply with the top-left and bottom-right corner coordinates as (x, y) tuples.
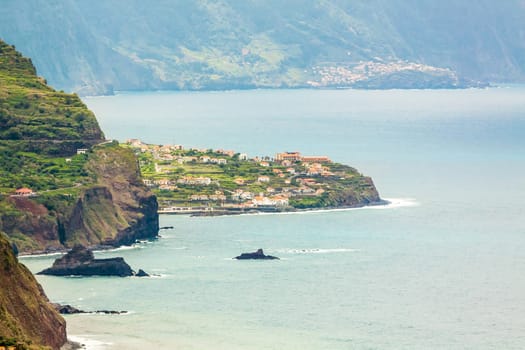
(22, 88), (525, 349)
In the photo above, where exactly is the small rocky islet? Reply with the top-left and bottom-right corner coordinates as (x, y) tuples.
(235, 249), (279, 260)
(53, 303), (127, 315)
(38, 244), (149, 277)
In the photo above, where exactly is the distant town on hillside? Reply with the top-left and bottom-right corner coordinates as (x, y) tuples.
(126, 139), (381, 214)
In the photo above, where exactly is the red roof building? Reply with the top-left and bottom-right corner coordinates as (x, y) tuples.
(14, 187), (34, 196)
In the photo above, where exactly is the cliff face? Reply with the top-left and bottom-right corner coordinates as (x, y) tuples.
(0, 197), (61, 252)
(0, 145), (159, 253)
(0, 39), (159, 253)
(0, 148), (159, 255)
(62, 144), (159, 248)
(0, 234), (66, 349)
(327, 176), (381, 207)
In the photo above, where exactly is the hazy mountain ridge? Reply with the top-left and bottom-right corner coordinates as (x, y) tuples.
(1, 0), (524, 94)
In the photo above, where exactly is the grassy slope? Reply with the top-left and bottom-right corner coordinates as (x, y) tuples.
(0, 40), (103, 141)
(0, 40), (158, 252)
(0, 39), (105, 192)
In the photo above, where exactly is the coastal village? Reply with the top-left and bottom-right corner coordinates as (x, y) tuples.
(308, 60), (456, 87)
(126, 139), (377, 214)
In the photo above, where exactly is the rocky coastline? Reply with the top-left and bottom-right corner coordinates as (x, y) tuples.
(53, 304), (127, 315)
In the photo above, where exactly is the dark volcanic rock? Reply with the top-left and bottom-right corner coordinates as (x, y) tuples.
(11, 242), (18, 257)
(52, 303), (127, 315)
(95, 310), (127, 314)
(235, 248), (279, 260)
(38, 244), (133, 277)
(135, 269), (149, 277)
(53, 304), (84, 314)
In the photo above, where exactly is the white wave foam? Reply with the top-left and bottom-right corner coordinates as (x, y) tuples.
(277, 248), (359, 254)
(71, 310), (135, 317)
(19, 251), (65, 259)
(215, 198), (419, 218)
(372, 197), (420, 209)
(68, 335), (112, 350)
(95, 244), (143, 254)
(151, 268), (167, 272)
(21, 240), (156, 259)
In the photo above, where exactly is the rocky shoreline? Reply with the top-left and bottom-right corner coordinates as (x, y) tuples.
(54, 304), (127, 315)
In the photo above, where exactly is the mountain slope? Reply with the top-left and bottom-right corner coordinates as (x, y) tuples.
(0, 40), (104, 153)
(0, 234), (66, 349)
(1, 0), (524, 94)
(0, 39), (159, 253)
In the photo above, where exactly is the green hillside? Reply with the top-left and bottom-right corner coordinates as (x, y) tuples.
(0, 40), (104, 143)
(0, 39), (105, 192)
(0, 39), (158, 253)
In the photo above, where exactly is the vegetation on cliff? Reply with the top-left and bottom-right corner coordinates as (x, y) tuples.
(0, 234), (66, 349)
(0, 40), (103, 148)
(0, 40), (159, 253)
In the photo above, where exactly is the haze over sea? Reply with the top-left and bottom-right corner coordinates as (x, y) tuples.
(23, 88), (525, 349)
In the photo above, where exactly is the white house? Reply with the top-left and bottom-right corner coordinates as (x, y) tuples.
(257, 176), (270, 183)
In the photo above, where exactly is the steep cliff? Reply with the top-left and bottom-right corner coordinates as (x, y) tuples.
(0, 39), (159, 253)
(61, 143), (159, 248)
(0, 234), (66, 349)
(325, 176), (381, 207)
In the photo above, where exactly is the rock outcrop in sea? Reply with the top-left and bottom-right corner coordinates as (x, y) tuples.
(235, 248), (279, 260)
(38, 244), (147, 277)
(53, 303), (127, 315)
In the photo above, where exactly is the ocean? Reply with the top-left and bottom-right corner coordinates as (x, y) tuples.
(22, 87), (525, 349)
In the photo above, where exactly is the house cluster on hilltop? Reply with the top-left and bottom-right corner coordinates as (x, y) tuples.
(275, 151), (331, 164)
(128, 139), (248, 165)
(127, 140), (341, 211)
(309, 60), (455, 87)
